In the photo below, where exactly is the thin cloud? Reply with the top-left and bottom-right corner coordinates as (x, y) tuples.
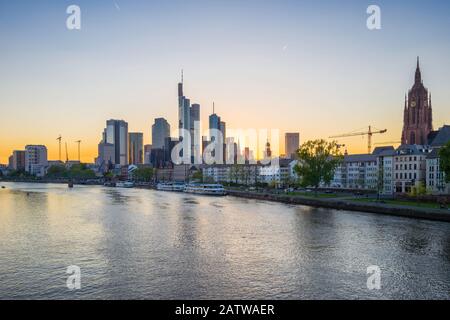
(113, 1), (121, 11)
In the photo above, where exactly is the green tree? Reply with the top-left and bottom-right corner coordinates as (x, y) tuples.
(46, 165), (68, 178)
(294, 140), (343, 196)
(191, 170), (203, 182)
(439, 141), (450, 183)
(68, 164), (96, 180)
(229, 165), (242, 185)
(132, 167), (154, 182)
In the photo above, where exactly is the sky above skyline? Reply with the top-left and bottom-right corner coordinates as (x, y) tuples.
(1, 0), (450, 163)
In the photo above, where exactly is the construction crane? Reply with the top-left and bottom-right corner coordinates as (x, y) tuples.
(329, 126), (387, 154)
(75, 140), (81, 162)
(56, 135), (62, 162)
(65, 142), (69, 163)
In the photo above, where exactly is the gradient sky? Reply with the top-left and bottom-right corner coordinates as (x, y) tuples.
(1, 0), (450, 163)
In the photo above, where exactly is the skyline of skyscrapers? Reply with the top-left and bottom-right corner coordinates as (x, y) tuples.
(8, 75), (295, 168)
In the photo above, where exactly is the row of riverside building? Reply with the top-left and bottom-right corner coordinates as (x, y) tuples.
(325, 125), (450, 195)
(200, 125), (450, 195)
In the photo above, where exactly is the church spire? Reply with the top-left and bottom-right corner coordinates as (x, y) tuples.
(415, 56), (422, 84)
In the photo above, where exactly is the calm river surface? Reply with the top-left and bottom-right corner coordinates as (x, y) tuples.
(0, 182), (449, 300)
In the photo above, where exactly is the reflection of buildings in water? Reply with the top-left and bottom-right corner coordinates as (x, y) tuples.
(174, 196), (199, 248)
(103, 188), (142, 205)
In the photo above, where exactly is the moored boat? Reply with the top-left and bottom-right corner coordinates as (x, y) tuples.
(184, 184), (227, 196)
(157, 182), (185, 192)
(116, 181), (135, 188)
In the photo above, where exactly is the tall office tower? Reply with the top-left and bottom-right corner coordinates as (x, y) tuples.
(178, 73), (191, 140)
(219, 121), (227, 162)
(220, 121), (226, 141)
(128, 132), (144, 165)
(97, 142), (115, 166)
(144, 144), (152, 165)
(190, 103), (201, 162)
(177, 72), (192, 162)
(105, 119), (129, 166)
(152, 118), (170, 150)
(285, 133), (300, 159)
(190, 104), (200, 129)
(164, 137), (179, 165)
(209, 114), (221, 135)
(208, 108), (223, 162)
(25, 145), (48, 176)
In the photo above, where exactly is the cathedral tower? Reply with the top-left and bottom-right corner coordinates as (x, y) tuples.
(401, 57), (433, 145)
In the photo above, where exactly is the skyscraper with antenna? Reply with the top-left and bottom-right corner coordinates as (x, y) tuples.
(177, 70), (202, 163)
(178, 70), (191, 140)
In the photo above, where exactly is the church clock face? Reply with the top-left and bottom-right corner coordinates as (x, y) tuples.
(411, 101), (417, 107)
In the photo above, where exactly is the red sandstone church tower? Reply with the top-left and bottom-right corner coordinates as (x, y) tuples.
(401, 57), (433, 145)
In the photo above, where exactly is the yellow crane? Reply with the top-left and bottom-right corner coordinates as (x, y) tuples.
(329, 126), (387, 154)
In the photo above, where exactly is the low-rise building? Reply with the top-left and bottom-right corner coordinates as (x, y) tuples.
(259, 164), (290, 186)
(393, 145), (430, 193)
(426, 149), (449, 194)
(25, 145), (48, 177)
(425, 125), (450, 194)
(375, 147), (396, 195)
(203, 164), (260, 185)
(329, 154), (378, 190)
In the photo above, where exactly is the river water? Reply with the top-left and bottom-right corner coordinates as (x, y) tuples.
(0, 182), (449, 300)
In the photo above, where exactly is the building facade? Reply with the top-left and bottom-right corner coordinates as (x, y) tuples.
(128, 132), (144, 165)
(25, 145), (48, 177)
(10, 150), (26, 171)
(96, 142), (115, 168)
(426, 149), (449, 194)
(285, 133), (300, 159)
(377, 149), (395, 195)
(104, 119), (129, 166)
(393, 145), (429, 193)
(152, 118), (170, 150)
(144, 144), (152, 165)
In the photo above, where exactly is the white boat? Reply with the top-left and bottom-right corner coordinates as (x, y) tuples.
(184, 184), (227, 196)
(156, 182), (185, 192)
(116, 181), (135, 188)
